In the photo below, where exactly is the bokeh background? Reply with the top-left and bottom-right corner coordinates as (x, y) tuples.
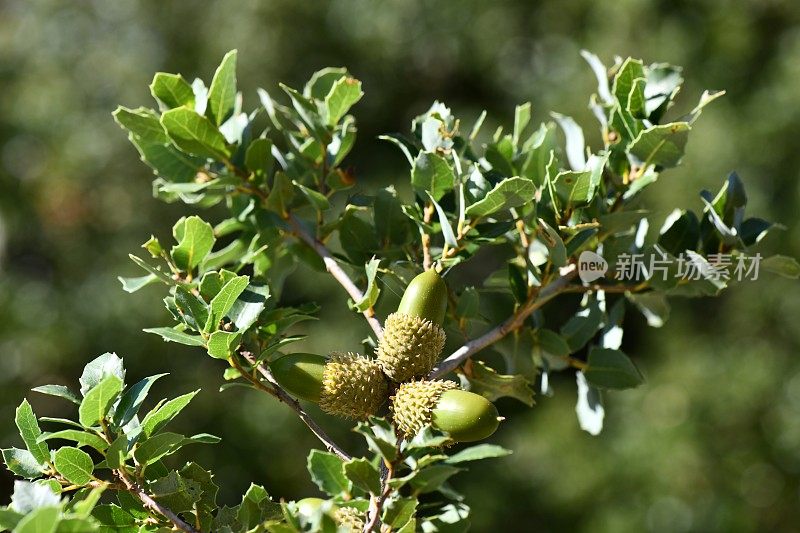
(2, 1), (799, 531)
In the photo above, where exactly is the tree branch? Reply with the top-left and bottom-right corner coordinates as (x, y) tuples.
(430, 267), (577, 378)
(116, 469), (198, 533)
(364, 461), (393, 532)
(288, 215), (384, 340)
(238, 352), (353, 461)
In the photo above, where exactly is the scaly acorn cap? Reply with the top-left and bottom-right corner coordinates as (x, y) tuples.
(318, 352), (388, 420)
(392, 380), (501, 443)
(377, 313), (446, 382)
(378, 267), (448, 382)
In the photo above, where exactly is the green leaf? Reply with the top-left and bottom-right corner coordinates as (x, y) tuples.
(171, 215), (216, 272)
(428, 193), (457, 247)
(144, 327), (206, 346)
(37, 430), (108, 452)
(307, 450), (350, 497)
(553, 152), (609, 208)
(238, 483), (282, 527)
(338, 210), (379, 264)
(612, 57), (645, 110)
(561, 301), (603, 352)
(204, 275), (250, 332)
(13, 506), (60, 533)
(537, 218), (567, 268)
(0, 509), (23, 531)
(762, 255), (800, 279)
(462, 361), (534, 406)
(409, 465), (462, 494)
(104, 436), (128, 470)
(293, 180), (330, 212)
(344, 458), (381, 495)
(150, 73), (195, 109)
(382, 497), (418, 529)
(374, 186), (411, 246)
(598, 210), (649, 236)
(512, 102), (531, 148)
(325, 76), (363, 125)
(207, 331), (242, 359)
(352, 257), (381, 313)
(174, 287), (210, 332)
(31, 385), (80, 406)
(133, 433), (184, 465)
(551, 112), (585, 170)
(92, 504), (136, 528)
(113, 106), (202, 182)
(118, 274), (159, 293)
(456, 287), (479, 319)
(265, 172), (295, 217)
(227, 283), (270, 331)
(628, 122), (690, 168)
(127, 254), (175, 286)
(207, 50), (238, 125)
(79, 353), (125, 396)
(78, 375), (123, 428)
(15, 400), (50, 465)
(113, 374), (168, 429)
(627, 292), (670, 328)
(412, 152), (455, 202)
(2, 448), (45, 478)
(584, 347), (644, 389)
(161, 107), (231, 160)
(445, 444), (512, 464)
(466, 176), (535, 218)
(354, 420), (398, 461)
(70, 484), (106, 518)
(245, 137), (274, 177)
(140, 391), (198, 438)
(53, 447), (94, 485)
(149, 471), (202, 513)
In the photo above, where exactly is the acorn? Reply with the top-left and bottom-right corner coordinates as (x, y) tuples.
(392, 380), (500, 442)
(270, 352), (388, 419)
(377, 269), (448, 382)
(294, 499), (364, 532)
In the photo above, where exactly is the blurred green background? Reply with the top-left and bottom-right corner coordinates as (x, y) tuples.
(1, 0), (799, 531)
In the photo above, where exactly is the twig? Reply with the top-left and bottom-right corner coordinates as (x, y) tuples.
(289, 215), (383, 340)
(421, 203), (434, 270)
(116, 469), (198, 533)
(364, 461), (393, 532)
(430, 267), (577, 378)
(238, 352), (353, 461)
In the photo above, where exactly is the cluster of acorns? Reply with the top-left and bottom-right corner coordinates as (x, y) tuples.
(270, 270), (500, 443)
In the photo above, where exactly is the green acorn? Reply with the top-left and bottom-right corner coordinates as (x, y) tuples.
(377, 269), (448, 382)
(270, 352), (388, 420)
(392, 380), (501, 442)
(294, 499), (364, 532)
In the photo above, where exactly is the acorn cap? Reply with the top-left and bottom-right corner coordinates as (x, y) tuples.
(392, 381), (500, 442)
(319, 352), (388, 420)
(391, 380), (457, 436)
(377, 312), (446, 382)
(397, 269), (448, 325)
(269, 353), (326, 403)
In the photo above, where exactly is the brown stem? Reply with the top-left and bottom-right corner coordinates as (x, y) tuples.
(422, 203), (434, 270)
(116, 469), (197, 533)
(363, 461), (394, 532)
(430, 267), (577, 378)
(237, 352), (353, 461)
(288, 215), (384, 340)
